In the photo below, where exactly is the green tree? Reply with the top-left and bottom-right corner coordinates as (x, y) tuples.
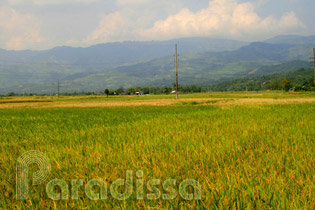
(280, 79), (292, 91)
(162, 86), (170, 94)
(116, 87), (124, 95)
(127, 88), (135, 95)
(104, 89), (110, 97)
(269, 79), (281, 90)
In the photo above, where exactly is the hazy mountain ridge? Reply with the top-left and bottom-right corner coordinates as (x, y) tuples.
(265, 35), (315, 45)
(0, 35), (315, 94)
(0, 37), (247, 89)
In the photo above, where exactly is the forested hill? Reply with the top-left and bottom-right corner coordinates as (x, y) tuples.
(210, 68), (315, 91)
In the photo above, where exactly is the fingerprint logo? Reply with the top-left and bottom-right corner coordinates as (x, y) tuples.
(16, 150), (51, 200)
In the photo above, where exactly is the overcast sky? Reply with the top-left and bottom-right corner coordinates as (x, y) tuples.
(0, 0), (314, 50)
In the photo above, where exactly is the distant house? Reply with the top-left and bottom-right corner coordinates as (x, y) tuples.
(135, 92), (143, 95)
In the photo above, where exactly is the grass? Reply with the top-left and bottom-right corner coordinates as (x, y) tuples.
(0, 92), (315, 209)
(176, 100), (221, 106)
(1, 92), (315, 109)
(0, 99), (52, 104)
(1, 91), (315, 103)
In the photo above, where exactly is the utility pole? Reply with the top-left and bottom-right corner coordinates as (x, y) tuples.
(175, 44), (178, 99)
(57, 80), (60, 97)
(313, 48), (315, 87)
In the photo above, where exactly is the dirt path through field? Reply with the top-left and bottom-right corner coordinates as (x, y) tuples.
(215, 98), (315, 106)
(1, 97), (315, 108)
(0, 98), (220, 108)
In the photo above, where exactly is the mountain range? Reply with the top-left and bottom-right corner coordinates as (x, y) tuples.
(0, 35), (314, 94)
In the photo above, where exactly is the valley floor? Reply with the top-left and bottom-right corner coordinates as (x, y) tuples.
(0, 91), (314, 209)
(1, 91), (315, 108)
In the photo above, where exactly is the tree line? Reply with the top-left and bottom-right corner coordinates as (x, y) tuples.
(2, 68), (314, 96)
(209, 68), (315, 92)
(103, 84), (204, 96)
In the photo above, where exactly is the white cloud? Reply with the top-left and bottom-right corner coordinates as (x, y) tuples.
(8, 0), (100, 6)
(85, 0), (186, 44)
(0, 6), (45, 50)
(140, 0), (305, 41)
(0, 0), (310, 49)
(85, 12), (129, 44)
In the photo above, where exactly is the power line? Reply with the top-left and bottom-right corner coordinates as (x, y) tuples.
(0, 41), (177, 48)
(57, 80), (60, 97)
(0, 59), (176, 66)
(0, 39), (211, 47)
(0, 59), (118, 66)
(175, 44), (178, 99)
(313, 48), (315, 87)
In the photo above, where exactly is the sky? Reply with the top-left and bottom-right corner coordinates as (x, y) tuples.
(0, 0), (314, 50)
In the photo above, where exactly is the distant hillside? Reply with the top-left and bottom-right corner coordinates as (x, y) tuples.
(202, 42), (313, 63)
(0, 37), (246, 89)
(209, 68), (315, 91)
(265, 35), (315, 45)
(1, 59), (312, 94)
(246, 60), (311, 77)
(1, 35), (315, 94)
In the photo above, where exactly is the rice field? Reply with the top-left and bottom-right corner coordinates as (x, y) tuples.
(0, 92), (314, 209)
